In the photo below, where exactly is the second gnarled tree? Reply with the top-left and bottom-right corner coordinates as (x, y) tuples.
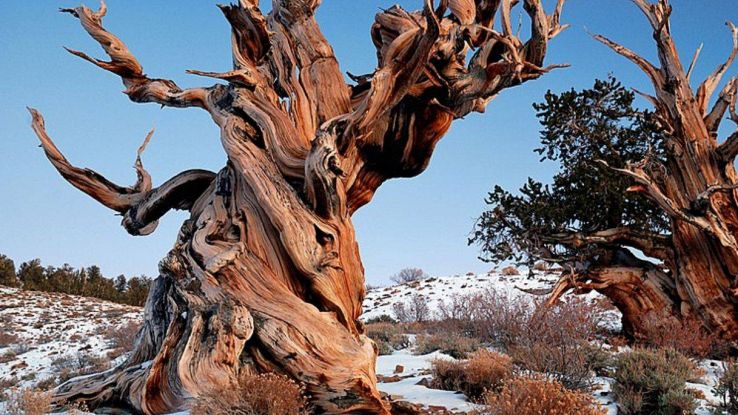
(30, 0), (565, 413)
(474, 0), (738, 341)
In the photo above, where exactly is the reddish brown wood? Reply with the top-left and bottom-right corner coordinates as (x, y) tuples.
(30, 1), (565, 413)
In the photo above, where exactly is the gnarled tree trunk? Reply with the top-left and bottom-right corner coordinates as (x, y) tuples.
(29, 0), (565, 413)
(548, 0), (738, 341)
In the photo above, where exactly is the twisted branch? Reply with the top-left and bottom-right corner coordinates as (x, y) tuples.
(29, 108), (215, 236)
(547, 227), (674, 263)
(61, 1), (212, 110)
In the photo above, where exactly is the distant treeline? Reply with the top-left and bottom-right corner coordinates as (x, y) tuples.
(0, 253), (151, 306)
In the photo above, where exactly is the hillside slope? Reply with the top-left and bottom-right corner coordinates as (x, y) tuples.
(0, 287), (141, 392)
(362, 270), (622, 332)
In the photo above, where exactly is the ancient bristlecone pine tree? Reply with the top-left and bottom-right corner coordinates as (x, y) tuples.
(29, 0), (565, 413)
(475, 0), (738, 342)
(558, 1), (738, 339)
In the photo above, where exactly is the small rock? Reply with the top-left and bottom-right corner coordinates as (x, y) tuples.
(415, 377), (431, 387)
(394, 364), (404, 374)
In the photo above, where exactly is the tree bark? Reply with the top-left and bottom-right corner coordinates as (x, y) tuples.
(30, 1), (565, 413)
(550, 0), (738, 341)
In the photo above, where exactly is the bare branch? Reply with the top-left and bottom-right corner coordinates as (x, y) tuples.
(686, 42), (703, 81)
(217, 2), (270, 69)
(631, 0), (671, 31)
(451, 0), (568, 114)
(548, 0), (570, 39)
(592, 33), (662, 87)
(133, 128), (154, 193)
(693, 182), (738, 211)
(696, 21), (738, 114)
(185, 69), (258, 89)
(500, 0), (515, 38)
(595, 159), (712, 230)
(61, 2), (210, 110)
(267, 0), (351, 137)
(705, 77), (737, 134)
(121, 169), (216, 236)
(522, 0), (551, 65)
(718, 131), (738, 163)
(449, 0), (476, 25)
(347, 0), (443, 140)
(29, 108), (215, 236)
(29, 107), (141, 212)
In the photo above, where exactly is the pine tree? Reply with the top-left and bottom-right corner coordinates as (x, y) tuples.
(0, 254), (18, 287)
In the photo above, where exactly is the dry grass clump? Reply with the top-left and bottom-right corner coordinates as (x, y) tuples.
(500, 266), (520, 276)
(191, 372), (308, 415)
(4, 388), (53, 415)
(365, 322), (409, 355)
(483, 376), (607, 415)
(612, 348), (698, 415)
(431, 350), (513, 401)
(0, 349), (17, 363)
(0, 329), (20, 348)
(103, 320), (141, 358)
(414, 332), (481, 359)
(0, 376), (20, 400)
(35, 376), (58, 391)
(53, 353), (110, 383)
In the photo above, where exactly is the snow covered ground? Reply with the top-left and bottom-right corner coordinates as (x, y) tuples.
(0, 271), (728, 414)
(377, 348), (480, 413)
(365, 270), (723, 414)
(0, 287), (141, 390)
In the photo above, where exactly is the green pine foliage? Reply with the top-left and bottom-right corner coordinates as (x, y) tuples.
(1, 253), (150, 306)
(470, 77), (670, 265)
(0, 254), (18, 287)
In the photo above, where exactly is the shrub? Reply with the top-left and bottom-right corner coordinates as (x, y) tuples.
(640, 313), (718, 359)
(392, 294), (430, 323)
(0, 377), (20, 400)
(473, 288), (529, 346)
(53, 353), (110, 383)
(390, 268), (427, 284)
(4, 388), (53, 415)
(365, 322), (408, 355)
(103, 320), (141, 354)
(414, 333), (481, 359)
(581, 342), (616, 376)
(431, 350), (513, 401)
(0, 329), (19, 348)
(713, 360), (738, 414)
(364, 314), (397, 324)
(436, 293), (483, 333)
(500, 266), (520, 276)
(507, 298), (602, 390)
(0, 349), (17, 363)
(191, 373), (307, 415)
(612, 348), (698, 415)
(483, 376), (607, 415)
(12, 344), (31, 356)
(35, 376), (58, 391)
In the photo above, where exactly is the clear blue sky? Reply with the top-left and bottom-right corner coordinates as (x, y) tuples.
(0, 1), (736, 285)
